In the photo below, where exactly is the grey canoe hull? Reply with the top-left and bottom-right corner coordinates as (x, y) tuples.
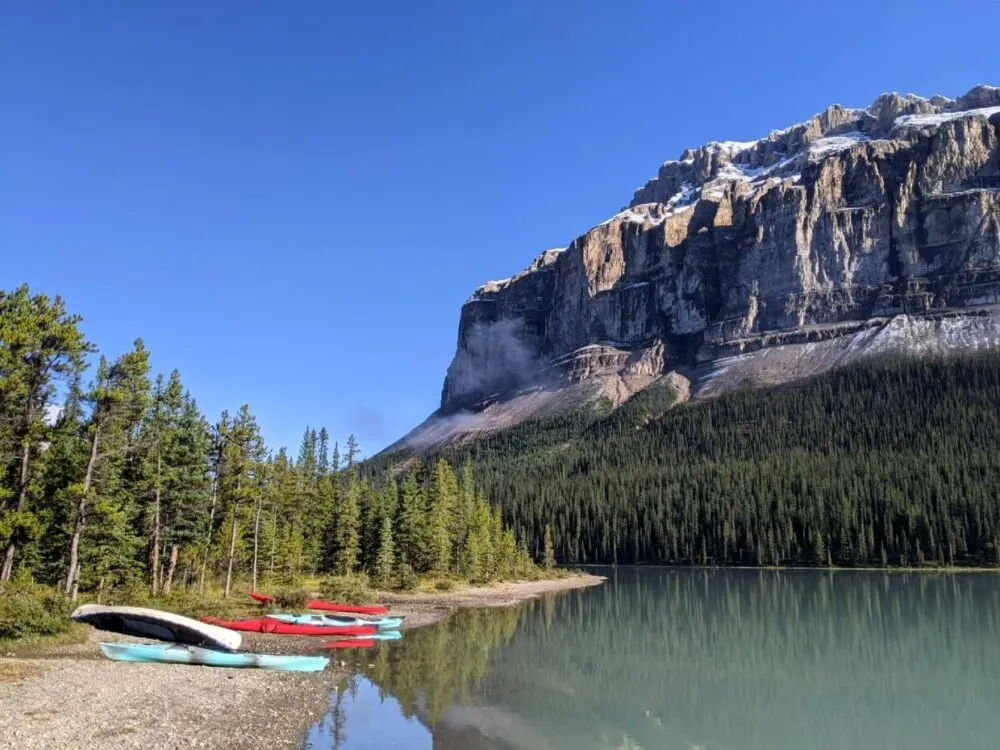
(72, 604), (241, 651)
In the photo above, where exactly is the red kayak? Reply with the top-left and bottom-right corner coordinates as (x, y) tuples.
(320, 638), (376, 650)
(247, 592), (390, 616)
(201, 616), (375, 637)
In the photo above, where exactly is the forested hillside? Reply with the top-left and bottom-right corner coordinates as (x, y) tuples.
(0, 285), (534, 600)
(389, 353), (1000, 568)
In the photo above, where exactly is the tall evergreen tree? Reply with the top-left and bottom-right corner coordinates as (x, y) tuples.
(395, 469), (426, 573)
(344, 435), (359, 471)
(220, 404), (264, 597)
(427, 460), (458, 574)
(334, 473), (361, 575)
(317, 427), (330, 476)
(371, 510), (395, 589)
(0, 285), (92, 583)
(543, 524), (556, 569)
(65, 339), (150, 598)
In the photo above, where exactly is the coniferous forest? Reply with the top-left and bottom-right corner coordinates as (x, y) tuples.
(381, 351), (1000, 569)
(0, 285), (534, 600)
(8, 281), (1000, 592)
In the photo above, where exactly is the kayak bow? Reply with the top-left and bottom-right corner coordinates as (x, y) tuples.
(266, 613), (404, 630)
(99, 642), (329, 672)
(247, 592), (389, 616)
(200, 616), (375, 637)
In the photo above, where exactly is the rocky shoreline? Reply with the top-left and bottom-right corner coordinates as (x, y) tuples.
(0, 574), (604, 749)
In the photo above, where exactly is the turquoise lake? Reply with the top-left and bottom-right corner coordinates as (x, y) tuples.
(303, 568), (1000, 749)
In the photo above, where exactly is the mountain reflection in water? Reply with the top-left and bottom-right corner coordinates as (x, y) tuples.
(304, 568), (1000, 750)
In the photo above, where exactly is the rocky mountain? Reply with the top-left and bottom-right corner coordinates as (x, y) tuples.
(398, 85), (1000, 451)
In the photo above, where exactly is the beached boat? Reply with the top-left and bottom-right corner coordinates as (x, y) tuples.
(266, 613), (404, 630)
(319, 638), (376, 649)
(200, 616), (375, 637)
(247, 591), (389, 615)
(98, 642), (328, 672)
(367, 630), (402, 641)
(72, 604), (241, 651)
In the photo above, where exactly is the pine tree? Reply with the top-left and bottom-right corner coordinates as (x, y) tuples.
(65, 339), (150, 598)
(140, 371), (185, 594)
(220, 404), (264, 597)
(334, 473), (361, 575)
(0, 285), (92, 584)
(427, 460), (458, 574)
(317, 427), (330, 476)
(160, 391), (210, 594)
(297, 427), (316, 478)
(460, 495), (493, 582)
(543, 524), (556, 569)
(371, 510), (395, 589)
(344, 435), (359, 471)
(395, 469), (426, 573)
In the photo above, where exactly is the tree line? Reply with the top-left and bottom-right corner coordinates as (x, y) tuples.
(0, 284), (535, 598)
(380, 351), (1000, 568)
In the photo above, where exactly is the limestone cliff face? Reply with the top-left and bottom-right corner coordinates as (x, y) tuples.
(437, 85), (1000, 416)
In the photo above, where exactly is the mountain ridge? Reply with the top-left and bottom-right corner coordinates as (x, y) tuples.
(396, 84), (1000, 453)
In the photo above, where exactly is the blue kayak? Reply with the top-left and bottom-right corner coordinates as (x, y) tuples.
(98, 642), (329, 672)
(267, 613), (404, 630)
(368, 630), (402, 641)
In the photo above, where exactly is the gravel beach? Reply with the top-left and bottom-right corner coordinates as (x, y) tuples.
(0, 574), (604, 749)
(0, 630), (348, 750)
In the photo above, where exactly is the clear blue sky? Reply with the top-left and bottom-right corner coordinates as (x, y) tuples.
(2, 1), (998, 457)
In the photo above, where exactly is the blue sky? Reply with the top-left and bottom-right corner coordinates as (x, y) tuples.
(2, 1), (998, 457)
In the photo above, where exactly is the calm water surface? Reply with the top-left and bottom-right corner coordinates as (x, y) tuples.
(304, 568), (1000, 749)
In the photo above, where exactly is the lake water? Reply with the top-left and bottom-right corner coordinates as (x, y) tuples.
(303, 568), (1000, 749)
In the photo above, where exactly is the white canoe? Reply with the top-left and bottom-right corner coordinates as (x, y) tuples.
(71, 604), (241, 651)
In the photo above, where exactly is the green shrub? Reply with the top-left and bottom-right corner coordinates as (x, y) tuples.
(273, 588), (311, 609)
(101, 580), (151, 607)
(394, 564), (419, 592)
(433, 579), (455, 592)
(319, 575), (374, 604)
(0, 587), (72, 641)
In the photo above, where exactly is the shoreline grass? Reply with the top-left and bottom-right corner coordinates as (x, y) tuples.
(0, 622), (90, 657)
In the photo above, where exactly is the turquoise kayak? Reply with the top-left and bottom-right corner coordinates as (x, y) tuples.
(98, 642), (329, 672)
(267, 613), (404, 630)
(369, 630), (402, 641)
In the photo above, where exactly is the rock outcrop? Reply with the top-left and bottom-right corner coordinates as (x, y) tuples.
(405, 86), (1000, 450)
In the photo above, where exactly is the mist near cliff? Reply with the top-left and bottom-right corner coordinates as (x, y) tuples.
(443, 318), (542, 407)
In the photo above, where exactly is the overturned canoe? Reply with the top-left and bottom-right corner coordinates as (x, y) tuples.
(72, 605), (241, 651)
(319, 638), (376, 650)
(267, 613), (404, 630)
(200, 616), (375, 637)
(99, 642), (328, 672)
(248, 591), (389, 616)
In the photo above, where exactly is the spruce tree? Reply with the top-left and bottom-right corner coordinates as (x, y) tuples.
(543, 524), (556, 569)
(371, 510), (395, 589)
(395, 469), (426, 573)
(426, 461), (455, 574)
(334, 473), (361, 575)
(0, 285), (92, 584)
(220, 404), (264, 597)
(344, 435), (359, 471)
(65, 339), (150, 598)
(317, 427), (330, 476)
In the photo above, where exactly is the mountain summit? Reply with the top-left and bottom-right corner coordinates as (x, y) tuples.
(400, 85), (1000, 451)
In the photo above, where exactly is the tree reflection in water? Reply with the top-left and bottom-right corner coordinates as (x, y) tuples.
(307, 569), (1000, 750)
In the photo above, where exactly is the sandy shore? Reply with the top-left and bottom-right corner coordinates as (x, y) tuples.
(383, 573), (607, 629)
(0, 573), (604, 749)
